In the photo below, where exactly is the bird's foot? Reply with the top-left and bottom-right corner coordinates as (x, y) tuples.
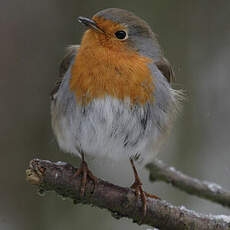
(129, 156), (161, 218)
(131, 176), (148, 217)
(131, 178), (160, 217)
(72, 159), (97, 196)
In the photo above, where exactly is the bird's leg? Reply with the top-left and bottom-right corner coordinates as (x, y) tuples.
(72, 153), (97, 196)
(130, 158), (147, 216)
(129, 158), (160, 217)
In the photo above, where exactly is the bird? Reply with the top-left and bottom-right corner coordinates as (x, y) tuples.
(50, 8), (181, 216)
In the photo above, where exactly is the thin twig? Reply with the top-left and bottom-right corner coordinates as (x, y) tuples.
(146, 159), (230, 208)
(26, 159), (230, 230)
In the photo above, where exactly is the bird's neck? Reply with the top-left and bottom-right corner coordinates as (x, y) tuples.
(70, 34), (154, 105)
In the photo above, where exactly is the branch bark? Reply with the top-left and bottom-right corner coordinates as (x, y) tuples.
(26, 159), (230, 230)
(146, 159), (230, 208)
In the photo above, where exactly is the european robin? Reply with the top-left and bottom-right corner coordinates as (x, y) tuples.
(51, 8), (181, 216)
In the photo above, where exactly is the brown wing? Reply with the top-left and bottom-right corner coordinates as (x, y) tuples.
(155, 57), (175, 83)
(50, 45), (80, 100)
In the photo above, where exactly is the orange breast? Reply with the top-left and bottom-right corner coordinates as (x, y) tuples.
(70, 30), (154, 105)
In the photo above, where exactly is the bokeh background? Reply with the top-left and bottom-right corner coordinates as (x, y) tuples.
(1, 1), (230, 229)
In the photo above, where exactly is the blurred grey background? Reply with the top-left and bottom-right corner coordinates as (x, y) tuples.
(1, 1), (230, 229)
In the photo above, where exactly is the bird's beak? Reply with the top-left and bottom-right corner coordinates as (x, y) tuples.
(78, 16), (104, 34)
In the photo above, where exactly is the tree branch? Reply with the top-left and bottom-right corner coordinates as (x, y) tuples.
(146, 159), (230, 208)
(26, 159), (230, 230)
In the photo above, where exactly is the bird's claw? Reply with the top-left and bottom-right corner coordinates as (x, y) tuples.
(72, 160), (97, 196)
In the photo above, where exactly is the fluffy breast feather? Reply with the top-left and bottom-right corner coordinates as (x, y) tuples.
(70, 29), (155, 105)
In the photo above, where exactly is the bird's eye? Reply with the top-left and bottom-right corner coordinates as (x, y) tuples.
(114, 30), (127, 40)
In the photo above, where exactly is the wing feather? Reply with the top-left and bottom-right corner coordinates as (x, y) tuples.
(51, 45), (79, 100)
(155, 57), (175, 83)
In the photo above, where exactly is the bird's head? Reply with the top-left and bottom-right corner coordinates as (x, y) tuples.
(78, 8), (161, 59)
